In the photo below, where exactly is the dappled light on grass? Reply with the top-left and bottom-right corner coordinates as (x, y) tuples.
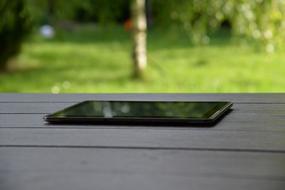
(1, 26), (285, 92)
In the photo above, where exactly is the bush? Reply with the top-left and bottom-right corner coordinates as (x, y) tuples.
(74, 0), (131, 23)
(0, 0), (31, 71)
(26, 0), (131, 25)
(151, 0), (285, 51)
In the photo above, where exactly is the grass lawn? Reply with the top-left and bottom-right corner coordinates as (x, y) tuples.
(0, 25), (285, 93)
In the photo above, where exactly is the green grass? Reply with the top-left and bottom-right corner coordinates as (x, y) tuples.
(1, 25), (285, 93)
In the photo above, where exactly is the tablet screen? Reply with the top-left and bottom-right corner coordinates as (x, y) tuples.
(50, 101), (231, 119)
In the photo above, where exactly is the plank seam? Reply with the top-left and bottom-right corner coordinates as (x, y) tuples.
(1, 145), (285, 154)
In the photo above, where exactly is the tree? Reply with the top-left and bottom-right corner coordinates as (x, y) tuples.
(131, 0), (147, 78)
(151, 0), (285, 52)
(0, 0), (31, 71)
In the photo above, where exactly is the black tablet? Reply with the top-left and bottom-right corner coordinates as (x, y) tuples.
(45, 101), (232, 126)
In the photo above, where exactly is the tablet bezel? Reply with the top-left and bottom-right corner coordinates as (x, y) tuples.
(45, 101), (233, 126)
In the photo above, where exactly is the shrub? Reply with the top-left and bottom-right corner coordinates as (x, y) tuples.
(151, 0), (285, 51)
(0, 0), (31, 71)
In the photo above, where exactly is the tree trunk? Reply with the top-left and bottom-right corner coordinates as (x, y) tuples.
(131, 0), (147, 78)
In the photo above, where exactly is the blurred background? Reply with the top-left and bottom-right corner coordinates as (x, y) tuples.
(1, 0), (285, 93)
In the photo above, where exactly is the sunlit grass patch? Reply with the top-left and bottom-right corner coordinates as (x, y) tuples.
(0, 25), (285, 92)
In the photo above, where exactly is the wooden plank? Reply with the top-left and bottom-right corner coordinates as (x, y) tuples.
(1, 103), (285, 132)
(2, 102), (285, 114)
(1, 147), (285, 190)
(3, 174), (283, 190)
(1, 112), (285, 132)
(0, 102), (73, 114)
(1, 102), (285, 114)
(0, 93), (285, 103)
(0, 128), (285, 151)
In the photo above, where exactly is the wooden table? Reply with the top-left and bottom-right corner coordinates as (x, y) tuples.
(1, 94), (285, 190)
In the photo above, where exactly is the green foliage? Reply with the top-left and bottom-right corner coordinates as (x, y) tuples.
(26, 0), (131, 24)
(152, 0), (285, 52)
(81, 0), (131, 23)
(230, 0), (285, 52)
(0, 0), (31, 71)
(24, 0), (285, 51)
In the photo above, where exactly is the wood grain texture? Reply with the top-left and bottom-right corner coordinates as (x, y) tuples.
(1, 93), (285, 103)
(1, 112), (285, 132)
(1, 147), (285, 190)
(1, 94), (285, 190)
(1, 102), (285, 113)
(0, 128), (285, 151)
(0, 102), (73, 114)
(1, 103), (285, 132)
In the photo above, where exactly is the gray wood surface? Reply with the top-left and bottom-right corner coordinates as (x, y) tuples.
(1, 94), (285, 190)
(1, 93), (285, 103)
(1, 128), (285, 151)
(1, 112), (285, 132)
(1, 147), (285, 190)
(2, 102), (285, 114)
